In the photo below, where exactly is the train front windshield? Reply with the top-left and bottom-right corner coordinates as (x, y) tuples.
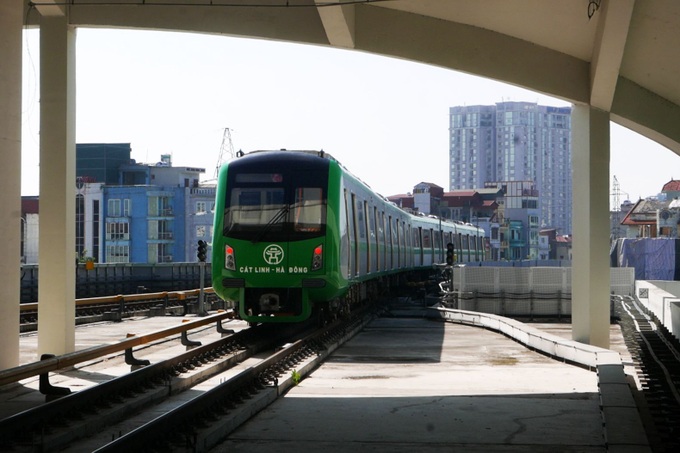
(223, 171), (327, 242)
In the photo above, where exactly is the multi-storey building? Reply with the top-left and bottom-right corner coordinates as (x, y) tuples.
(449, 102), (572, 235)
(72, 144), (216, 264)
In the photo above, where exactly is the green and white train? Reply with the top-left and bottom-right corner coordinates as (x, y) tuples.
(212, 150), (485, 324)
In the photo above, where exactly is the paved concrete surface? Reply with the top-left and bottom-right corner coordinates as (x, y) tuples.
(2, 307), (642, 452)
(213, 315), (632, 452)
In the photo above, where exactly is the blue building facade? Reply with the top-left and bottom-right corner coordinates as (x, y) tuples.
(72, 145), (215, 264)
(102, 176), (215, 264)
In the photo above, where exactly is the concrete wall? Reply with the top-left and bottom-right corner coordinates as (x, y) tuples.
(634, 280), (680, 339)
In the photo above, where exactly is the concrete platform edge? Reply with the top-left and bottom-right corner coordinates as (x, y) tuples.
(427, 306), (651, 452)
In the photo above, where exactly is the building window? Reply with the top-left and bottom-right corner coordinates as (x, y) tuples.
(108, 199), (121, 217)
(196, 201), (207, 213)
(196, 225), (206, 238)
(149, 196), (173, 216)
(76, 194), (85, 258)
(149, 243), (173, 263)
(106, 245), (129, 263)
(92, 200), (100, 261)
(106, 221), (129, 240)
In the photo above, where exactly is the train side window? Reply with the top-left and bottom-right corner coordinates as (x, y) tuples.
(355, 197), (366, 240)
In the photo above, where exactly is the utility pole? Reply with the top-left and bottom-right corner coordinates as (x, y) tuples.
(611, 176), (629, 240)
(214, 127), (235, 180)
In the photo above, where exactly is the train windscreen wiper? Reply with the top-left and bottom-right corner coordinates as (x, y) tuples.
(251, 204), (289, 243)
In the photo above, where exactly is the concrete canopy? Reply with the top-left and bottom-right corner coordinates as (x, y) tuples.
(22, 0), (680, 154)
(0, 0), (669, 363)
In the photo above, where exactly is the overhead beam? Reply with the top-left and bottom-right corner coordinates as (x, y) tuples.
(612, 77), (680, 156)
(315, 0), (355, 48)
(355, 6), (590, 104)
(33, 0), (65, 17)
(590, 0), (635, 111)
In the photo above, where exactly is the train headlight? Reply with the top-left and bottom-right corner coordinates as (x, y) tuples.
(225, 245), (236, 270)
(311, 244), (323, 271)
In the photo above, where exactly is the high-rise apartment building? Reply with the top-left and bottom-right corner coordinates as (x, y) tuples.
(449, 102), (572, 234)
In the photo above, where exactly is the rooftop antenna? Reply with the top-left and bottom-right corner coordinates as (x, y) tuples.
(214, 127), (235, 179)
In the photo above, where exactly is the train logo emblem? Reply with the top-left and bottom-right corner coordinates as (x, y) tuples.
(263, 244), (284, 265)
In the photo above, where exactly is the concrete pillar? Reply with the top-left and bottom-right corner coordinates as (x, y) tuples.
(571, 105), (611, 348)
(37, 16), (77, 357)
(0, 0), (23, 370)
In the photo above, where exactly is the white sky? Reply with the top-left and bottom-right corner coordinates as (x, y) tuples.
(21, 28), (680, 204)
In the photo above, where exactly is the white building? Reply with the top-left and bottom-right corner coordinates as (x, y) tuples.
(449, 102), (572, 235)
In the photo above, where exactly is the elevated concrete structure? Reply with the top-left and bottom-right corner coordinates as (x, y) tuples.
(3, 0), (680, 366)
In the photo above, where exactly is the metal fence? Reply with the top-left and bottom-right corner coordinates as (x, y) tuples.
(20, 263), (211, 303)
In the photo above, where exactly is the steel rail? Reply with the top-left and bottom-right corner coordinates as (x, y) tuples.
(0, 327), (251, 441)
(0, 310), (233, 387)
(93, 328), (326, 452)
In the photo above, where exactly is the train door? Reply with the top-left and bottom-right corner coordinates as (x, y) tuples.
(388, 215), (394, 269)
(415, 227), (422, 266)
(364, 201), (372, 274)
(345, 190), (356, 277)
(422, 228), (431, 265)
(354, 195), (367, 276)
(456, 232), (463, 263)
(371, 206), (379, 273)
(463, 234), (470, 262)
(380, 211), (386, 272)
(395, 219), (401, 268)
(479, 234), (484, 261)
(472, 234), (478, 262)
(399, 220), (406, 269)
(406, 223), (412, 268)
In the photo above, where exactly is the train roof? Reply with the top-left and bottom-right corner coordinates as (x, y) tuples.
(236, 149), (336, 162)
(234, 150), (483, 235)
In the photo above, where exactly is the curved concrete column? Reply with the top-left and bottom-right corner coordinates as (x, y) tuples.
(37, 15), (77, 357)
(571, 105), (611, 348)
(0, 0), (23, 369)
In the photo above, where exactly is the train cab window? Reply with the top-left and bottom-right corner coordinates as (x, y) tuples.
(230, 188), (285, 227)
(224, 182), (325, 241)
(293, 187), (325, 232)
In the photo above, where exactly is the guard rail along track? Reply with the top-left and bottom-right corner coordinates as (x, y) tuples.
(0, 308), (372, 451)
(615, 295), (680, 453)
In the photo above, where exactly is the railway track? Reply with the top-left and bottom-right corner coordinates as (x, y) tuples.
(1, 309), (372, 452)
(615, 295), (680, 452)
